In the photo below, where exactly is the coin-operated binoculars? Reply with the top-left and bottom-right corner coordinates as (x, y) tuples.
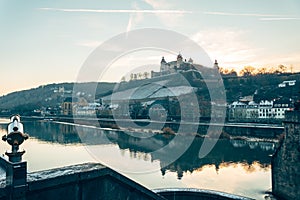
(0, 115), (28, 200)
(2, 115), (29, 162)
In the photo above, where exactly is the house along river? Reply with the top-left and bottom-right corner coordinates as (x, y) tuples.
(0, 118), (278, 199)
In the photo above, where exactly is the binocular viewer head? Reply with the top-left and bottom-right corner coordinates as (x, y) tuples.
(8, 115), (23, 133)
(2, 115), (28, 148)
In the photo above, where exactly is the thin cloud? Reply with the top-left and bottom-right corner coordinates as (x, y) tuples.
(39, 8), (192, 14)
(192, 28), (300, 71)
(76, 40), (102, 48)
(126, 2), (144, 33)
(191, 28), (261, 69)
(143, 0), (186, 27)
(260, 17), (300, 21)
(204, 11), (289, 17)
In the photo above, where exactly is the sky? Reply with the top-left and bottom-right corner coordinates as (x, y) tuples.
(1, 0), (300, 95)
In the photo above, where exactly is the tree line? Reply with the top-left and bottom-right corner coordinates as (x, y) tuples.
(219, 64), (294, 76)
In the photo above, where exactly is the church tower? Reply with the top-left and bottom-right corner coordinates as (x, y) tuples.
(213, 59), (219, 70)
(176, 53), (183, 68)
(160, 56), (167, 72)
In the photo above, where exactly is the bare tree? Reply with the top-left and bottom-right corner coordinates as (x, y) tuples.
(143, 72), (149, 79)
(240, 66), (255, 76)
(228, 69), (238, 76)
(278, 64), (287, 73)
(138, 73), (143, 80)
(130, 73), (134, 81)
(257, 67), (267, 75)
(219, 67), (229, 74)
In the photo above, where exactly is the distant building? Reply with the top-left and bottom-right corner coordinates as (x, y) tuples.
(272, 98), (294, 119)
(258, 100), (273, 119)
(228, 98), (294, 121)
(239, 95), (254, 102)
(75, 102), (101, 116)
(246, 101), (259, 119)
(151, 53), (209, 78)
(278, 80), (296, 88)
(213, 60), (219, 70)
(228, 101), (247, 119)
(61, 97), (78, 115)
(61, 97), (88, 115)
(101, 83), (198, 120)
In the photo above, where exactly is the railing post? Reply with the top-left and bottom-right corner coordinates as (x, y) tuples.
(0, 115), (28, 200)
(0, 156), (27, 200)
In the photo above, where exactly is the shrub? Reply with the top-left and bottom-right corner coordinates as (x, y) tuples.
(162, 127), (175, 135)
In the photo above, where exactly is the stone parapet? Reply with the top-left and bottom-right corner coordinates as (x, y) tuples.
(0, 163), (165, 200)
(272, 111), (300, 200)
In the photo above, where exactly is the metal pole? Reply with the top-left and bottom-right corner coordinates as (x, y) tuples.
(1, 115), (29, 200)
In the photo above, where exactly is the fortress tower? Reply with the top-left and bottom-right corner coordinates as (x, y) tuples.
(213, 59), (219, 69)
(160, 56), (167, 72)
(176, 53), (183, 68)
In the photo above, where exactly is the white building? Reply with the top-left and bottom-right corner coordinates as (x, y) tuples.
(278, 80), (296, 88)
(228, 101), (247, 119)
(258, 100), (273, 119)
(75, 103), (101, 116)
(228, 98), (293, 121)
(246, 101), (259, 118)
(272, 99), (294, 119)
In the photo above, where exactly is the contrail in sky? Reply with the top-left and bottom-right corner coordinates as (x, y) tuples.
(204, 11), (292, 17)
(39, 8), (192, 14)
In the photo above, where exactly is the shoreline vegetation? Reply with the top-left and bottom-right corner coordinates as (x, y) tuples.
(20, 115), (282, 142)
(0, 115), (281, 143)
(54, 119), (280, 143)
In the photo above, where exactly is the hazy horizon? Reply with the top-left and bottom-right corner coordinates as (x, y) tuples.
(1, 0), (300, 96)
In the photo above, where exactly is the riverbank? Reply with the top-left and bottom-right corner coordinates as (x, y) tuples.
(0, 117), (277, 199)
(3, 115), (284, 139)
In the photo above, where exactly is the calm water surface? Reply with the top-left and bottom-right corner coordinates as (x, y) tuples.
(0, 119), (278, 199)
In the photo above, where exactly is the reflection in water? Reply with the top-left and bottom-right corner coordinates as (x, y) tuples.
(93, 129), (276, 179)
(0, 120), (277, 199)
(230, 139), (275, 151)
(22, 121), (81, 144)
(0, 121), (277, 177)
(159, 138), (274, 179)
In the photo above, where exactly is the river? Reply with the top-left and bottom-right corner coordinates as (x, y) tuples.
(0, 118), (278, 199)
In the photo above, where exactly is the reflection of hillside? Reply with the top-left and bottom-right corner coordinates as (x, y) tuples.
(160, 138), (276, 179)
(78, 127), (277, 180)
(22, 121), (82, 144)
(6, 121), (278, 180)
(107, 131), (174, 153)
(104, 131), (277, 179)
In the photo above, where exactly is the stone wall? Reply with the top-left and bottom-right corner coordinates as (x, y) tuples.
(272, 111), (300, 200)
(0, 163), (165, 200)
(154, 188), (253, 200)
(0, 162), (254, 200)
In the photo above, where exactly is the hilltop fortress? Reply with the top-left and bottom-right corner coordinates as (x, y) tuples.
(151, 53), (219, 78)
